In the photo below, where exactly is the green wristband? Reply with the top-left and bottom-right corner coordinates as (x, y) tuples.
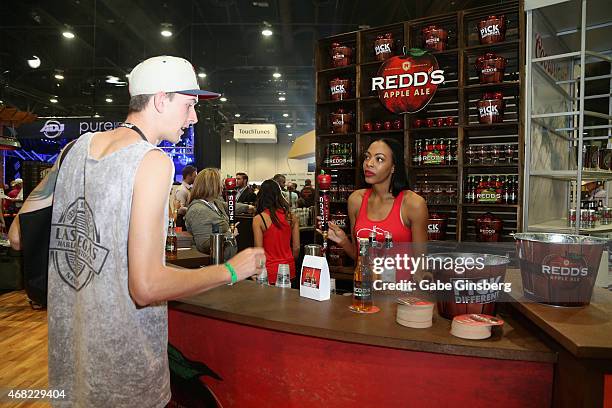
(224, 262), (238, 284)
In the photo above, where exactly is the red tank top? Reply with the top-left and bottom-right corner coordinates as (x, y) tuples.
(354, 189), (413, 243)
(260, 209), (296, 284)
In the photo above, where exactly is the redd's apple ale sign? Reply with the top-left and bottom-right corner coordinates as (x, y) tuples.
(371, 48), (444, 114)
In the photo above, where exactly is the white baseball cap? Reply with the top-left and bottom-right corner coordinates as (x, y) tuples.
(128, 56), (220, 99)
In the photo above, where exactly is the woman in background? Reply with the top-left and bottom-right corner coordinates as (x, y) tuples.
(253, 179), (300, 285)
(185, 168), (253, 258)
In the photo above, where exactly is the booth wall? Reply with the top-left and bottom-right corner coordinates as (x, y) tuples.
(221, 141), (311, 182)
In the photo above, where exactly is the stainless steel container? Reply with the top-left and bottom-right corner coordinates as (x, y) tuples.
(513, 233), (608, 306)
(210, 233), (225, 265)
(304, 244), (322, 256)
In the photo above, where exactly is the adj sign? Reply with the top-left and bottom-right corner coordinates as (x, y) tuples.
(371, 48), (445, 114)
(18, 118), (123, 140)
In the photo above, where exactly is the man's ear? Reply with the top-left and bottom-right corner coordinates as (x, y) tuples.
(152, 92), (167, 113)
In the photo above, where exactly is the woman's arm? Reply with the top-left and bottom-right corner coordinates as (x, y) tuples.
(253, 214), (264, 247)
(290, 212), (300, 258)
(185, 203), (219, 253)
(404, 191), (429, 244)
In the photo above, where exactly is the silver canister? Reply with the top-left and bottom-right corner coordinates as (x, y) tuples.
(602, 207), (612, 225)
(210, 233), (225, 265)
(580, 209), (589, 228)
(568, 209), (576, 228)
(588, 209), (596, 228)
(304, 244), (322, 256)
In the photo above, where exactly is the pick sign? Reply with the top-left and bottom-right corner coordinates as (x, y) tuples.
(371, 48), (444, 114)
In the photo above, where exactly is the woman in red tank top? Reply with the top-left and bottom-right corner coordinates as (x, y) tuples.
(326, 138), (429, 260)
(253, 179), (300, 285)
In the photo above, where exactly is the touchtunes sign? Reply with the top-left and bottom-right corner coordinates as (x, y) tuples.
(371, 48), (445, 114)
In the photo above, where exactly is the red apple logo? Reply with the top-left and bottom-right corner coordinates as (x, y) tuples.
(372, 49), (444, 114)
(317, 171), (332, 190)
(224, 177), (237, 190)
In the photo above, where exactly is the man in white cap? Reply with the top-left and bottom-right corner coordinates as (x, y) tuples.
(9, 56), (265, 407)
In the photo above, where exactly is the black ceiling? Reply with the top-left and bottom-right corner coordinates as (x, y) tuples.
(0, 0), (501, 140)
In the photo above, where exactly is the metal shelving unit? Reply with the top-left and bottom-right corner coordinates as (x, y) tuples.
(523, 0), (612, 234)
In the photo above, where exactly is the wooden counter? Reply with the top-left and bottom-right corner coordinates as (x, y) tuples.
(505, 269), (612, 359)
(171, 280), (554, 363)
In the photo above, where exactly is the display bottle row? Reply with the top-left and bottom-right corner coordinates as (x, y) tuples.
(413, 138), (457, 166)
(414, 182), (458, 205)
(464, 174), (518, 204)
(465, 144), (516, 165)
(323, 142), (354, 167)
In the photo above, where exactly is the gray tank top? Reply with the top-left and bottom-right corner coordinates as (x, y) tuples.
(48, 132), (171, 407)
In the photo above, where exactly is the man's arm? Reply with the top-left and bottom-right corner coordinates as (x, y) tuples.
(128, 150), (265, 306)
(8, 162), (61, 250)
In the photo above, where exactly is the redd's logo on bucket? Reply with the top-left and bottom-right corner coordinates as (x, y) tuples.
(541, 254), (588, 280)
(371, 49), (444, 114)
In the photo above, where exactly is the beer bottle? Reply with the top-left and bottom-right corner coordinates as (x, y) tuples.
(165, 217), (178, 260)
(465, 177), (471, 203)
(352, 238), (373, 312)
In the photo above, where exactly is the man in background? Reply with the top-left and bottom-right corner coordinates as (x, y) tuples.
(174, 165), (197, 218)
(236, 172), (257, 203)
(298, 179), (315, 207)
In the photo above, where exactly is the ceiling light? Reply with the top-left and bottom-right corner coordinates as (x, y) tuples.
(273, 72), (281, 78)
(94, 113), (100, 118)
(49, 98), (58, 103)
(282, 113), (289, 117)
(54, 73), (64, 80)
(220, 97), (227, 102)
(234, 113), (241, 117)
(285, 124), (291, 128)
(105, 97), (113, 103)
(278, 96), (286, 101)
(27, 56), (41, 69)
(160, 23), (173, 37)
(288, 133), (293, 136)
(226, 139), (231, 143)
(198, 72), (206, 78)
(62, 31), (75, 39)
(261, 28), (273, 37)
(106, 75), (119, 83)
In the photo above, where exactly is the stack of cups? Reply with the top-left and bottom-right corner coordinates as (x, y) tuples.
(396, 297), (434, 328)
(276, 264), (291, 288)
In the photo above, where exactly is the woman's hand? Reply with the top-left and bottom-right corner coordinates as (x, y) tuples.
(317, 221), (348, 244)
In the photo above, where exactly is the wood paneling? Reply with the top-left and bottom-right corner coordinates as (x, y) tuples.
(0, 291), (49, 408)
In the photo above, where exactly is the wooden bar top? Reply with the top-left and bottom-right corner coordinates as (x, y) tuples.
(505, 269), (612, 359)
(168, 248), (210, 269)
(171, 280), (556, 363)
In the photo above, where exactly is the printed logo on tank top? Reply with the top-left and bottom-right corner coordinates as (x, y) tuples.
(356, 225), (389, 240)
(50, 197), (110, 291)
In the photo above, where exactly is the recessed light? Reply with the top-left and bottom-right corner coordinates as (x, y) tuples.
(285, 124), (291, 128)
(225, 139), (231, 143)
(278, 96), (286, 101)
(198, 72), (206, 78)
(273, 72), (281, 78)
(50, 98), (58, 103)
(220, 97), (227, 102)
(94, 114), (100, 118)
(234, 113), (241, 117)
(105, 97), (113, 103)
(54, 73), (64, 80)
(27, 56), (41, 69)
(62, 31), (75, 39)
(282, 113), (289, 117)
(288, 133), (293, 136)
(161, 29), (173, 37)
(261, 28), (273, 37)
